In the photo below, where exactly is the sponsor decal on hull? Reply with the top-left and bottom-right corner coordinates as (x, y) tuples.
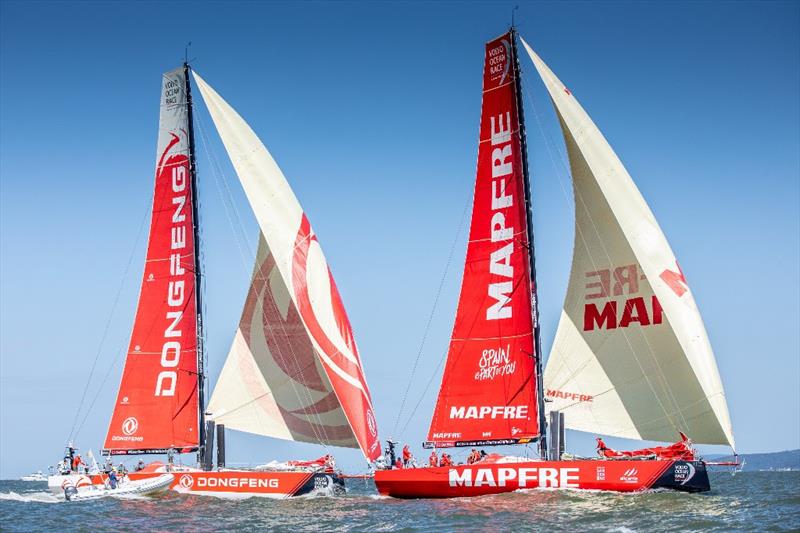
(171, 471), (309, 496)
(449, 466), (579, 488)
(374, 459), (707, 498)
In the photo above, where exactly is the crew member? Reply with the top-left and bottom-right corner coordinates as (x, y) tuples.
(65, 443), (76, 471)
(402, 444), (413, 467)
(117, 463), (127, 476)
(135, 460), (145, 472)
(466, 448), (480, 464)
(108, 469), (118, 490)
(72, 454), (85, 472)
(440, 453), (453, 467)
(385, 440), (398, 470)
(428, 450), (439, 467)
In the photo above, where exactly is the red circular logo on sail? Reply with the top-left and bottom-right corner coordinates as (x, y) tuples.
(122, 417), (139, 436)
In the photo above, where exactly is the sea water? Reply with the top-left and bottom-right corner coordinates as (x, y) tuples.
(0, 471), (797, 531)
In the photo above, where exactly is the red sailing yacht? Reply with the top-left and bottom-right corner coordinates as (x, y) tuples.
(374, 28), (735, 498)
(49, 63), (381, 498)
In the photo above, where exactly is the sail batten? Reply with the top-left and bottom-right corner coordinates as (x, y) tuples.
(520, 38), (734, 448)
(193, 72), (381, 461)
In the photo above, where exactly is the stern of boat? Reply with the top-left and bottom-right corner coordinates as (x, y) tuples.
(650, 460), (710, 492)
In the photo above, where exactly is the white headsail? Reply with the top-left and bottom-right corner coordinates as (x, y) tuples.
(193, 72), (381, 461)
(520, 38), (734, 447)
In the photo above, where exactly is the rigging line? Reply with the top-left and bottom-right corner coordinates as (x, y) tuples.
(66, 194), (151, 445)
(195, 113), (256, 272)
(196, 110), (329, 445)
(522, 79), (688, 434)
(391, 189), (472, 437)
(73, 341), (128, 440)
(195, 107), (258, 264)
(398, 348), (448, 438)
(523, 81), (609, 435)
(201, 357), (318, 418)
(195, 114), (333, 451)
(248, 251), (336, 450)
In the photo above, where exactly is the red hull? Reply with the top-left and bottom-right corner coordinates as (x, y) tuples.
(54, 469), (343, 498)
(374, 459), (709, 498)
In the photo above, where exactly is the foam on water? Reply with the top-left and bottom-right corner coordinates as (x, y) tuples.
(0, 490), (61, 503)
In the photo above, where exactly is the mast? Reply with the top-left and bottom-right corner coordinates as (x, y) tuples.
(184, 62), (206, 462)
(510, 27), (548, 459)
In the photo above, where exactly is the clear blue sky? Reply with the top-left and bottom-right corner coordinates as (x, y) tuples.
(1, 1), (797, 478)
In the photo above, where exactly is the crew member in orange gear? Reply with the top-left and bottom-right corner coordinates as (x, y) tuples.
(71, 454), (85, 472)
(466, 448), (481, 465)
(402, 444), (414, 467)
(428, 450), (439, 467)
(440, 453), (453, 467)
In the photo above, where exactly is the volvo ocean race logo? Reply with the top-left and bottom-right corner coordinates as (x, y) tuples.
(487, 39), (510, 84)
(674, 463), (696, 485)
(122, 417), (139, 436)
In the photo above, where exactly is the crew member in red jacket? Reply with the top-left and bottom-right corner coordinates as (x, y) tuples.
(71, 454), (85, 472)
(466, 448), (482, 465)
(402, 444), (413, 467)
(428, 450), (439, 467)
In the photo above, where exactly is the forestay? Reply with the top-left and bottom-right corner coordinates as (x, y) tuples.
(520, 38), (734, 447)
(194, 72), (381, 461)
(104, 67), (201, 454)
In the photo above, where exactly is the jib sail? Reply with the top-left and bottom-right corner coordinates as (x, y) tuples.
(521, 39), (734, 447)
(194, 72), (381, 462)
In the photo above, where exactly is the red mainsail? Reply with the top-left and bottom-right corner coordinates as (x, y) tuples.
(104, 67), (200, 454)
(427, 32), (540, 447)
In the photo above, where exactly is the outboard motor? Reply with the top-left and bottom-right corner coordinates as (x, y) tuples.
(64, 485), (78, 501)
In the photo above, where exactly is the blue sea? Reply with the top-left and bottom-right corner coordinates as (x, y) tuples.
(1, 471), (797, 532)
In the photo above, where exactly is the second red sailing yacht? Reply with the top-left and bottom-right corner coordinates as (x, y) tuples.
(374, 28), (735, 498)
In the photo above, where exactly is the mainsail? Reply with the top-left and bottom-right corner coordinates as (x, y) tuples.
(427, 31), (540, 448)
(194, 72), (381, 461)
(520, 39), (735, 447)
(104, 67), (201, 454)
